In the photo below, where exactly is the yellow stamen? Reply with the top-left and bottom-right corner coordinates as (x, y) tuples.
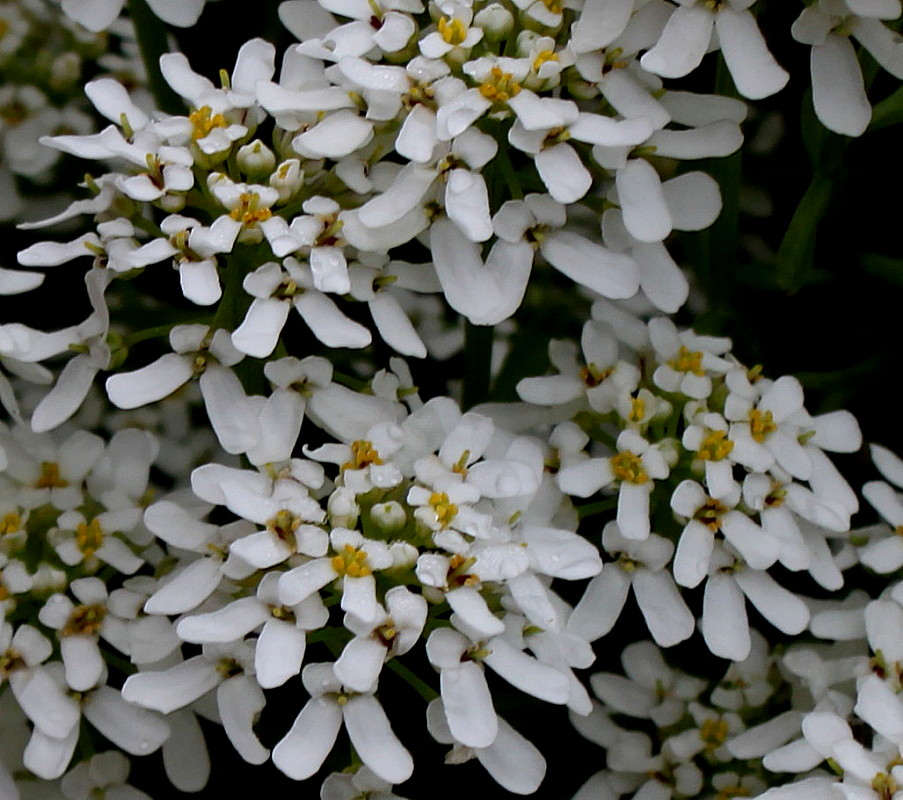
(1, 512), (21, 536)
(667, 345), (704, 376)
(341, 440), (383, 472)
(749, 408), (777, 443)
(629, 396), (646, 422)
(35, 462), (68, 489)
(697, 430), (734, 461)
(229, 191), (273, 225)
(533, 49), (559, 71)
(700, 718), (729, 750)
(267, 510), (301, 547)
(62, 604), (106, 637)
(189, 105), (227, 141)
(76, 518), (104, 558)
(429, 492), (458, 527)
(330, 543), (372, 578)
(695, 498), (727, 532)
(610, 451), (648, 485)
(438, 16), (468, 45)
(479, 67), (522, 103)
(580, 363), (613, 387)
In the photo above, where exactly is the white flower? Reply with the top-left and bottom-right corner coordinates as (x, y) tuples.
(272, 662), (413, 784)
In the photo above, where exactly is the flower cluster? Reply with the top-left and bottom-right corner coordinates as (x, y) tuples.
(1, 0), (903, 798)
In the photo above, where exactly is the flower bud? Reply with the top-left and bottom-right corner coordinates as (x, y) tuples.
(328, 487), (360, 529)
(370, 501), (407, 535)
(474, 3), (514, 41)
(269, 159), (304, 203)
(237, 139), (276, 179)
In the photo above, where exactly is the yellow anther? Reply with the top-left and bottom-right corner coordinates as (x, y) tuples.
(342, 440), (383, 472)
(533, 49), (559, 71)
(698, 430), (734, 461)
(62, 604), (107, 637)
(749, 408), (777, 443)
(700, 718), (729, 749)
(448, 553), (479, 587)
(629, 396), (646, 422)
(76, 518), (104, 558)
(716, 786), (751, 800)
(580, 363), (613, 387)
(479, 67), (522, 103)
(540, 0), (563, 11)
(872, 773), (898, 800)
(228, 192), (273, 225)
(667, 345), (705, 376)
(429, 492), (459, 527)
(1, 512), (21, 536)
(695, 498), (728, 532)
(610, 451), (648, 485)
(330, 543), (372, 577)
(35, 462), (68, 489)
(438, 16), (468, 45)
(0, 648), (24, 677)
(618, 554), (639, 572)
(189, 105), (227, 141)
(267, 510), (301, 544)
(452, 450), (470, 476)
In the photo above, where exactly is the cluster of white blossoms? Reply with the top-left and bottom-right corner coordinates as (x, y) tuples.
(2, 0), (903, 798)
(0, 0), (146, 223)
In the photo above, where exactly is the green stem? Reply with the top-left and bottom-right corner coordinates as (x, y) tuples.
(462, 321), (493, 409)
(387, 659), (439, 702)
(127, 0), (184, 116)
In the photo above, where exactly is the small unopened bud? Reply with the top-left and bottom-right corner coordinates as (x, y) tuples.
(30, 564), (67, 597)
(269, 159), (304, 203)
(370, 501), (407, 535)
(388, 541), (418, 568)
(328, 487), (359, 529)
(474, 3), (514, 40)
(237, 139), (276, 178)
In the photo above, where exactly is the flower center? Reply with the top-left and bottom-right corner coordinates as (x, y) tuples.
(229, 191), (273, 225)
(343, 440), (384, 472)
(695, 498), (728, 531)
(76, 518), (104, 558)
(62, 603), (107, 637)
(533, 49), (559, 72)
(0, 648), (25, 678)
(610, 451), (648, 484)
(438, 16), (468, 45)
(267, 510), (301, 548)
(749, 408), (777, 443)
(698, 430), (734, 461)
(479, 67), (522, 103)
(581, 363), (613, 387)
(189, 105), (227, 141)
(667, 345), (704, 375)
(700, 717), (729, 750)
(1, 512), (21, 536)
(331, 543), (372, 577)
(429, 492), (459, 527)
(628, 396), (646, 422)
(35, 462), (68, 489)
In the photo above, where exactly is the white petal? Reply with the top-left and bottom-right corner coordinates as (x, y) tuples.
(641, 5), (713, 78)
(272, 698), (343, 780)
(632, 569), (695, 647)
(734, 570), (809, 635)
(255, 619), (306, 689)
(810, 35), (871, 137)
(617, 159), (671, 243)
(541, 231), (639, 299)
(715, 8), (789, 99)
(440, 662), (498, 748)
(343, 695), (414, 784)
(217, 675), (270, 764)
(105, 354), (192, 409)
(121, 657), (221, 714)
(702, 573), (750, 660)
(535, 143), (592, 204)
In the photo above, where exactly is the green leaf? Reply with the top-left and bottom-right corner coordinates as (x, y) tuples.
(775, 175), (833, 293)
(861, 253), (903, 286)
(869, 86), (903, 131)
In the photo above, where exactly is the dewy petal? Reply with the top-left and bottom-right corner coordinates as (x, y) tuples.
(447, 587), (505, 638)
(634, 242), (689, 314)
(535, 143), (593, 204)
(662, 172), (722, 231)
(82, 686), (170, 756)
(145, 0), (206, 26)
(105, 353), (192, 409)
(617, 159), (672, 243)
(293, 292), (372, 348)
(273, 698), (343, 780)
(255, 619), (306, 689)
(715, 8), (789, 100)
(232, 298), (290, 359)
(121, 657), (222, 714)
(632, 568), (694, 647)
(444, 169), (493, 243)
(441, 662), (499, 748)
(144, 558), (223, 615)
(641, 4), (713, 78)
(180, 259), (223, 306)
(343, 695), (414, 784)
(483, 639), (570, 704)
(702, 573), (750, 661)
(396, 104), (438, 163)
(293, 111), (374, 159)
(541, 231), (640, 299)
(9, 667), (80, 739)
(217, 675), (269, 765)
(734, 570), (809, 635)
(476, 717), (546, 795)
(568, 569), (632, 642)
(810, 35), (871, 137)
